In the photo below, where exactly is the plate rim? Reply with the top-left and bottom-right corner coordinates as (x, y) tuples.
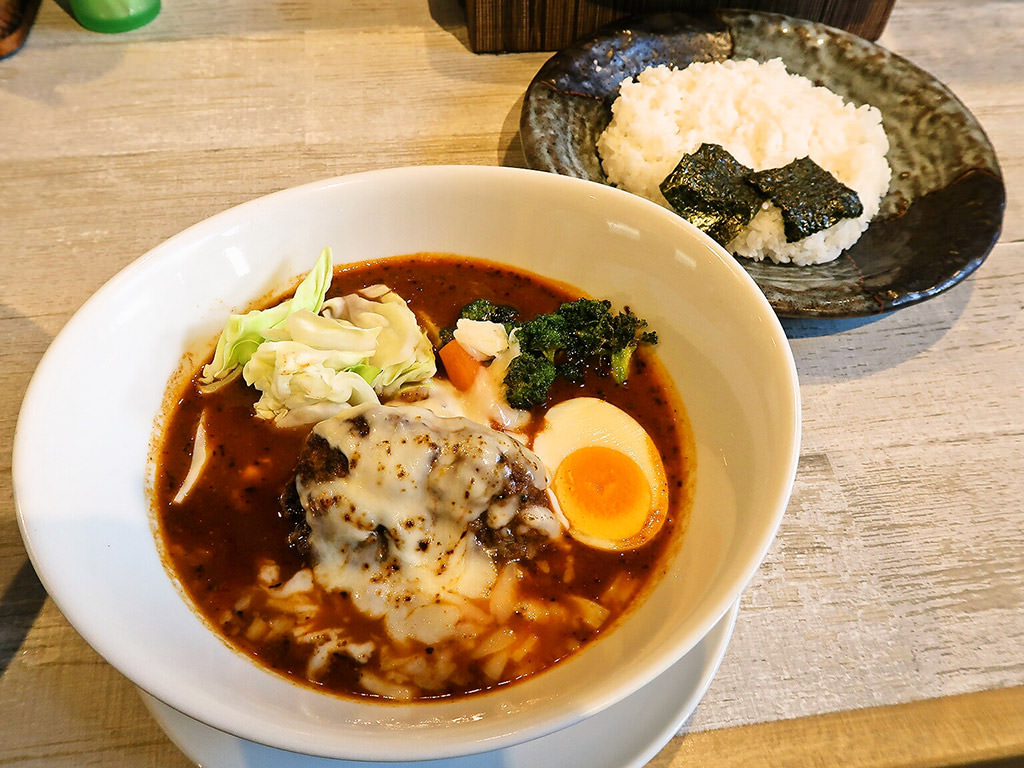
(139, 600), (741, 768)
(520, 8), (1007, 319)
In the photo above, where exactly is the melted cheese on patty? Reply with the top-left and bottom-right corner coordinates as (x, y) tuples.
(295, 403), (562, 644)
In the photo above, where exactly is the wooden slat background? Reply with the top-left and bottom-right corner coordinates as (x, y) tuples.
(466, 0), (897, 53)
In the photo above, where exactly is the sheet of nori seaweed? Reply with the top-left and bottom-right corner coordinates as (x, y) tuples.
(748, 157), (864, 242)
(659, 143), (767, 246)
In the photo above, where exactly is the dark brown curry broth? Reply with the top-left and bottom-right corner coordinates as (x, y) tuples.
(155, 253), (692, 699)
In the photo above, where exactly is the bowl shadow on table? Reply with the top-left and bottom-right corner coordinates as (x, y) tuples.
(502, 101), (530, 168)
(0, 306), (56, 675)
(0, 558), (48, 677)
(779, 270), (973, 383)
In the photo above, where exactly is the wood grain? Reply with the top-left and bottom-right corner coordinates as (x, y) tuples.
(0, 0), (1021, 766)
(466, 0), (897, 53)
(655, 686), (1024, 768)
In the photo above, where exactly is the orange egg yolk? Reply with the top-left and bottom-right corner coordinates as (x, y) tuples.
(552, 446), (653, 545)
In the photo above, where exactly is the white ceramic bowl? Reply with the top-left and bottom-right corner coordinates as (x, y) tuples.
(13, 165), (799, 761)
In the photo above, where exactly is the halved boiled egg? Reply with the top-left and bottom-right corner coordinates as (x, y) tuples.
(531, 397), (669, 551)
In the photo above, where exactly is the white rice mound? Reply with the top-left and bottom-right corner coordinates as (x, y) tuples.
(597, 58), (891, 265)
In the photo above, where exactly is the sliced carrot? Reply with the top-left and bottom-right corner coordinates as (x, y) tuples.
(439, 339), (484, 391)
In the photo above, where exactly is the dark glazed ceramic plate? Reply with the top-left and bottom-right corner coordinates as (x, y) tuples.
(520, 11), (1006, 317)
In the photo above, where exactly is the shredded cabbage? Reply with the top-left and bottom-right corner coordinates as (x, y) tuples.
(242, 310), (380, 427)
(201, 253), (437, 427)
(321, 285), (436, 398)
(244, 343), (380, 427)
(200, 248), (333, 384)
(246, 290), (436, 426)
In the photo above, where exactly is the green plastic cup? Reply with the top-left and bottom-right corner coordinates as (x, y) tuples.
(69, 0), (161, 33)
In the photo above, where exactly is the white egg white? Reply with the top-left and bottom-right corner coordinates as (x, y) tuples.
(531, 397), (669, 549)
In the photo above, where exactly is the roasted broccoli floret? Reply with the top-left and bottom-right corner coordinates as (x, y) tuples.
(552, 299), (656, 385)
(438, 294), (656, 409)
(506, 298), (657, 397)
(608, 308), (658, 384)
(440, 298), (520, 346)
(459, 298), (519, 326)
(548, 298), (611, 384)
(503, 354), (557, 410)
(515, 312), (567, 362)
(459, 298), (499, 322)
(557, 299), (614, 358)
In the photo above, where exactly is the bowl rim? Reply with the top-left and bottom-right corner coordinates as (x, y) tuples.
(12, 164), (801, 760)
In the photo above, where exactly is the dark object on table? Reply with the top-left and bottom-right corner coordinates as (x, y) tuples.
(0, 0), (41, 59)
(660, 143), (766, 246)
(520, 10), (1006, 318)
(748, 157), (864, 242)
(467, 0), (896, 53)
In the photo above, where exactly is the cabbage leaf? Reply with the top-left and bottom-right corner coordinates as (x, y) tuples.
(244, 337), (380, 428)
(199, 251), (437, 426)
(200, 248), (333, 384)
(241, 287), (436, 426)
(321, 286), (437, 398)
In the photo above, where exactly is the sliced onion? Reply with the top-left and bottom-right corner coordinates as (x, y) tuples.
(171, 412), (209, 504)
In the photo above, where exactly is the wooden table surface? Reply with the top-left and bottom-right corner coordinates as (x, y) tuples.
(1, 0), (1022, 766)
